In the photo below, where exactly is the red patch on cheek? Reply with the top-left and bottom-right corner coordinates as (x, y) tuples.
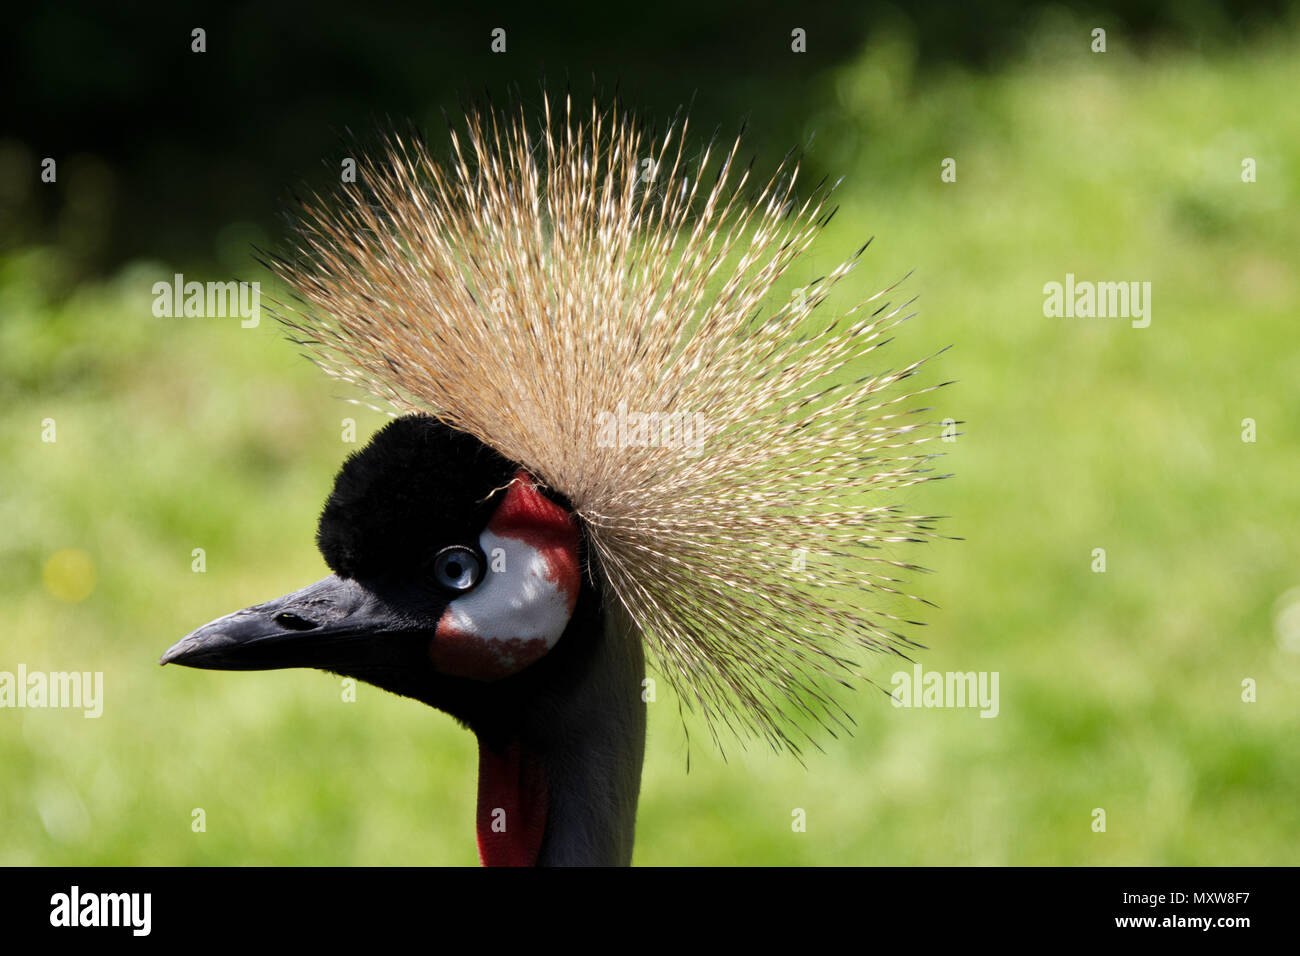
(430, 626), (549, 681)
(429, 472), (579, 680)
(487, 472), (580, 608)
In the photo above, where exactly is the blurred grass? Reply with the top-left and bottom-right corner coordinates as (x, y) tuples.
(3, 18), (1299, 864)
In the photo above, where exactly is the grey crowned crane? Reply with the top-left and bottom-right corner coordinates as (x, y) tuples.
(161, 96), (948, 866)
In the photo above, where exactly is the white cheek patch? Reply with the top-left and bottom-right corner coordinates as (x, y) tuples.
(430, 476), (580, 680)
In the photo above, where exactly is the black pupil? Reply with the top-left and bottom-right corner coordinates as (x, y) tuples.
(436, 548), (479, 591)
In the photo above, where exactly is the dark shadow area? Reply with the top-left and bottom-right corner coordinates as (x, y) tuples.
(3, 0), (1291, 278)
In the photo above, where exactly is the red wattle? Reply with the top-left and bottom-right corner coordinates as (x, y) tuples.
(476, 739), (549, 866)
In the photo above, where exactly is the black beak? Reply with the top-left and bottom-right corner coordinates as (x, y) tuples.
(160, 575), (407, 672)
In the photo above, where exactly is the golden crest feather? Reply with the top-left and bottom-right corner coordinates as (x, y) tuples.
(269, 93), (950, 755)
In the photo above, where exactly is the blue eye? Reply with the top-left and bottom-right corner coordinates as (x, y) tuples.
(433, 546), (483, 593)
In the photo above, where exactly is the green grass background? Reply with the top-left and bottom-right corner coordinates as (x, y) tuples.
(2, 20), (1298, 864)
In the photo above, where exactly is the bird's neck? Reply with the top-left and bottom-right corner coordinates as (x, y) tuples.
(475, 604), (646, 866)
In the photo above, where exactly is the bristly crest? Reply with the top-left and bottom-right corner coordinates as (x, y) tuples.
(269, 93), (951, 756)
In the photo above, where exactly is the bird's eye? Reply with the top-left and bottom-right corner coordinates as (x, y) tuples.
(433, 545), (484, 593)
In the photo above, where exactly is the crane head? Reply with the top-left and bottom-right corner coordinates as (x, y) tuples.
(160, 415), (593, 735)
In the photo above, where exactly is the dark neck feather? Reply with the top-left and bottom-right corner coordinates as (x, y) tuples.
(474, 599), (646, 866)
(533, 604), (645, 865)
